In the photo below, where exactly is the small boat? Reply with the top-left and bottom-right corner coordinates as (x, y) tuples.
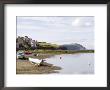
(25, 51), (32, 55)
(29, 57), (45, 66)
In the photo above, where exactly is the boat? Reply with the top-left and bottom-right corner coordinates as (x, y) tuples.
(29, 57), (45, 66)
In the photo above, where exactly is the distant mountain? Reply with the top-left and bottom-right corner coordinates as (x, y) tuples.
(59, 43), (86, 50)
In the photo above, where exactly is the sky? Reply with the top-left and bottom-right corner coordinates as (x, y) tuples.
(17, 16), (94, 49)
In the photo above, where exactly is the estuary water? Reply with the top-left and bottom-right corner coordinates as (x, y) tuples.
(46, 53), (94, 74)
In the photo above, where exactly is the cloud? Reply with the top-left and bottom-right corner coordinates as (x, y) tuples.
(17, 16), (94, 32)
(72, 18), (80, 26)
(71, 17), (94, 27)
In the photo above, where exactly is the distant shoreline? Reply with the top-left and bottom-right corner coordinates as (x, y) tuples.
(18, 49), (94, 54)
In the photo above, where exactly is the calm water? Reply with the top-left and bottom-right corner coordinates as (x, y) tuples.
(46, 53), (94, 74)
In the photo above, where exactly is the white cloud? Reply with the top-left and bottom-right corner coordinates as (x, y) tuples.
(72, 18), (80, 26)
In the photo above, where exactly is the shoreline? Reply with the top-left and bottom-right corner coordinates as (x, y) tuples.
(18, 49), (94, 54)
(16, 60), (62, 74)
(16, 50), (94, 74)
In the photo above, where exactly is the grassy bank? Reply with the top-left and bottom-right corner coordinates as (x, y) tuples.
(32, 49), (94, 54)
(18, 49), (94, 54)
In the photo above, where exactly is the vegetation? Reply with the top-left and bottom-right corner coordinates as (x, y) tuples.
(37, 42), (59, 50)
(16, 36), (94, 54)
(18, 49), (94, 54)
(33, 50), (94, 54)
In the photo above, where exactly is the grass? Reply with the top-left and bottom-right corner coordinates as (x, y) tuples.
(32, 49), (94, 54)
(18, 49), (94, 54)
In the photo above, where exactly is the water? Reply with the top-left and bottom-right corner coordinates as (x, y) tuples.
(46, 53), (94, 74)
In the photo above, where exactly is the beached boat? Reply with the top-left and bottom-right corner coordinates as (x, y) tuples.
(29, 57), (45, 66)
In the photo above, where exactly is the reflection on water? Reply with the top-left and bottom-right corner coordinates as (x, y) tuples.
(46, 53), (94, 74)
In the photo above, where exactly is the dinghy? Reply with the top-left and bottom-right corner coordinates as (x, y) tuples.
(29, 57), (45, 66)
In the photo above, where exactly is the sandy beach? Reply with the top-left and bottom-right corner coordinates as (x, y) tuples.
(16, 59), (61, 74)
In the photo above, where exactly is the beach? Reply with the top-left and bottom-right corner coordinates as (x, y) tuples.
(16, 59), (61, 74)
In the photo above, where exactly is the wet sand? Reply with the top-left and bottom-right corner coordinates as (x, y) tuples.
(16, 60), (61, 74)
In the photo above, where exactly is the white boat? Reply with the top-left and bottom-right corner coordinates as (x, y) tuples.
(29, 57), (45, 66)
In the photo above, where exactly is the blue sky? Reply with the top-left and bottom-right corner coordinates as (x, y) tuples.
(17, 16), (94, 49)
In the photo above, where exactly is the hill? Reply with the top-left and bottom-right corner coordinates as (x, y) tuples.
(59, 43), (86, 50)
